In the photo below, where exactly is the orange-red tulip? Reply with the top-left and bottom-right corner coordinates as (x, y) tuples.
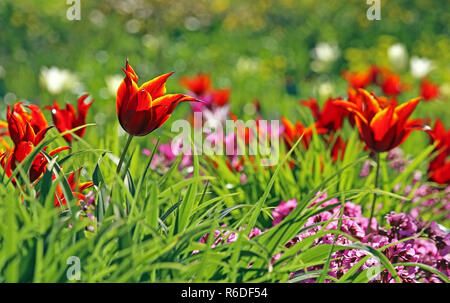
(1, 103), (69, 183)
(300, 97), (348, 133)
(342, 70), (372, 89)
(45, 94), (93, 143)
(342, 65), (379, 89)
(211, 88), (231, 107)
(429, 161), (450, 184)
(281, 117), (326, 150)
(117, 60), (198, 136)
(335, 89), (423, 152)
(7, 103), (51, 146)
(180, 73), (212, 96)
(420, 78), (440, 101)
(426, 119), (450, 184)
(380, 72), (404, 97)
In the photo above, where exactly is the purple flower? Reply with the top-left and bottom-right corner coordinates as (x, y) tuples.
(272, 198), (298, 226)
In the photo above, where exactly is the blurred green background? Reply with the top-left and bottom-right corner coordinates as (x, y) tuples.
(0, 0), (449, 132)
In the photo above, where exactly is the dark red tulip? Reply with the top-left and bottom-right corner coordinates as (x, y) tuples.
(117, 60), (198, 136)
(45, 94), (93, 143)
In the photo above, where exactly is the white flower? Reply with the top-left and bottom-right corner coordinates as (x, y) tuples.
(410, 56), (434, 79)
(388, 43), (408, 70)
(311, 42), (339, 63)
(105, 74), (123, 96)
(40, 66), (78, 94)
(318, 82), (334, 99)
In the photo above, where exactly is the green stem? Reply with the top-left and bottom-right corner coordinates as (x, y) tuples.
(116, 134), (134, 174)
(368, 152), (380, 234)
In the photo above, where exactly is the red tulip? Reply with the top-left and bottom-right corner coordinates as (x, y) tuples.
(211, 88), (231, 107)
(45, 94), (93, 143)
(180, 73), (212, 96)
(117, 60), (198, 136)
(342, 70), (372, 89)
(380, 72), (404, 97)
(427, 119), (450, 184)
(342, 65), (379, 89)
(429, 161), (450, 184)
(281, 117), (326, 150)
(7, 103), (51, 146)
(420, 78), (440, 101)
(335, 89), (423, 152)
(1, 103), (69, 183)
(300, 97), (348, 133)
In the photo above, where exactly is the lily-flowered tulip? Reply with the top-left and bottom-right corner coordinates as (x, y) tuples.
(117, 60), (197, 136)
(0, 103), (69, 183)
(427, 119), (450, 184)
(180, 73), (212, 96)
(281, 117), (326, 149)
(300, 97), (348, 133)
(7, 103), (50, 146)
(211, 88), (231, 107)
(420, 78), (440, 101)
(342, 66), (377, 89)
(380, 72), (404, 97)
(45, 94), (94, 143)
(335, 89), (423, 152)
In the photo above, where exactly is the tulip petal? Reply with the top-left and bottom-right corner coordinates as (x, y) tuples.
(394, 97), (421, 126)
(27, 104), (48, 134)
(370, 105), (396, 141)
(77, 94), (93, 119)
(357, 88), (381, 116)
(140, 72), (174, 100)
(117, 72), (139, 119)
(300, 98), (320, 120)
(334, 100), (368, 124)
(125, 59), (138, 83)
(13, 141), (33, 163)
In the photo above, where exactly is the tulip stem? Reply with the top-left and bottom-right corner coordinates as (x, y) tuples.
(368, 152), (380, 234)
(116, 134), (134, 175)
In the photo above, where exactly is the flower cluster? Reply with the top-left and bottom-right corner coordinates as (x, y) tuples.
(343, 65), (440, 101)
(0, 100), (94, 207)
(271, 192), (449, 283)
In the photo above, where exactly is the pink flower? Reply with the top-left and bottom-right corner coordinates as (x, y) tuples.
(272, 198), (298, 226)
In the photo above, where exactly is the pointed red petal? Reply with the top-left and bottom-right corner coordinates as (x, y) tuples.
(140, 72), (174, 100)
